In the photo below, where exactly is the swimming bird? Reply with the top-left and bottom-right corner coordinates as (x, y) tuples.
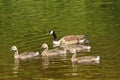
(61, 39), (91, 52)
(41, 43), (67, 57)
(11, 45), (39, 59)
(48, 30), (87, 45)
(70, 49), (100, 64)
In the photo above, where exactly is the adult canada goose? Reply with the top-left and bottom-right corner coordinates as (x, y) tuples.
(48, 30), (87, 45)
(70, 49), (100, 64)
(41, 43), (67, 57)
(61, 39), (91, 52)
(11, 45), (39, 59)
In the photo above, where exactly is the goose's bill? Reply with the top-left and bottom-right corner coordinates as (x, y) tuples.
(47, 32), (50, 35)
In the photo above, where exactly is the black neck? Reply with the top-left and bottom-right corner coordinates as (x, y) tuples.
(52, 32), (58, 41)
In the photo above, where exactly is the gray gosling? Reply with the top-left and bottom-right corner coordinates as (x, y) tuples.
(11, 45), (39, 59)
(70, 49), (100, 64)
(41, 43), (67, 57)
(61, 39), (91, 52)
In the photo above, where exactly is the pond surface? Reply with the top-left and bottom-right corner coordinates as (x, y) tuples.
(0, 0), (120, 80)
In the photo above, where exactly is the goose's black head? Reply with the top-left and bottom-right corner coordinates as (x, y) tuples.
(48, 30), (54, 35)
(48, 30), (58, 41)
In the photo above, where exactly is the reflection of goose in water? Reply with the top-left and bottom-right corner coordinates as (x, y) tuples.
(70, 49), (100, 64)
(70, 49), (100, 72)
(13, 56), (39, 74)
(13, 59), (19, 74)
(11, 45), (39, 60)
(71, 60), (100, 73)
(41, 43), (66, 57)
(48, 30), (87, 45)
(61, 40), (91, 52)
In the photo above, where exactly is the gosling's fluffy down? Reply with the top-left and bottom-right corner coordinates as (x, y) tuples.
(41, 43), (66, 57)
(61, 39), (91, 52)
(70, 49), (100, 64)
(11, 45), (39, 59)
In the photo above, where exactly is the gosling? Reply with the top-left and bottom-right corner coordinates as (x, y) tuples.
(11, 45), (39, 59)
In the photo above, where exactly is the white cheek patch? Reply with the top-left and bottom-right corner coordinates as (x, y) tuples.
(50, 31), (53, 34)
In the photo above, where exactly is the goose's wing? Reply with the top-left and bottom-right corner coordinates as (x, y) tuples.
(77, 35), (87, 40)
(61, 35), (78, 41)
(61, 35), (86, 41)
(60, 35), (86, 45)
(59, 35), (79, 44)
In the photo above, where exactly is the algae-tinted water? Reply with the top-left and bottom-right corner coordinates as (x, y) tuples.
(0, 0), (120, 80)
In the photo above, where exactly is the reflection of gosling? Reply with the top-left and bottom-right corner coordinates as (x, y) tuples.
(48, 30), (87, 45)
(41, 43), (66, 57)
(61, 40), (91, 52)
(70, 49), (100, 63)
(11, 46), (39, 59)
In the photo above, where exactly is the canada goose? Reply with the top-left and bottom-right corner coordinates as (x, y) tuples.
(41, 43), (66, 57)
(11, 45), (39, 59)
(61, 39), (91, 52)
(70, 49), (100, 64)
(48, 30), (87, 45)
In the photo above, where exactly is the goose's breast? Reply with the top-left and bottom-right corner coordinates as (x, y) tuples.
(53, 41), (60, 45)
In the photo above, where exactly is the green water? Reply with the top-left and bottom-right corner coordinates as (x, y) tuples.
(0, 0), (120, 80)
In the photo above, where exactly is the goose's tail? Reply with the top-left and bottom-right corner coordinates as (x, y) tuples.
(96, 56), (100, 61)
(87, 46), (91, 50)
(35, 51), (39, 56)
